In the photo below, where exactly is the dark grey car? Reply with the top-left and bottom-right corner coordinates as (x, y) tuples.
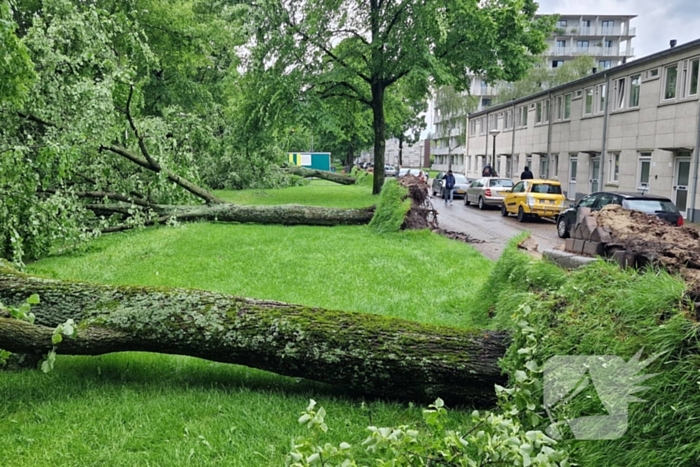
(555, 191), (684, 238)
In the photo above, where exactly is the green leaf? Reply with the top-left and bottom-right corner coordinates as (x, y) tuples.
(26, 294), (40, 305)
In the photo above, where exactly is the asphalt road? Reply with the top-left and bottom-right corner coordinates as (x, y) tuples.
(430, 193), (564, 261)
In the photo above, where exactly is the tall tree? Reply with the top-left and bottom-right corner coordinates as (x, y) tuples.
(246, 0), (554, 194)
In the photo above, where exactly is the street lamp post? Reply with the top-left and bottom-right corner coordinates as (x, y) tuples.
(489, 129), (501, 169)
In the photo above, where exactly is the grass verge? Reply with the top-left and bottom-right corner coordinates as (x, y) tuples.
(2, 222), (492, 467)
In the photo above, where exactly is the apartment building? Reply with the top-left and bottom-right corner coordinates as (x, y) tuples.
(465, 38), (700, 221)
(431, 14), (636, 173)
(545, 15), (636, 70)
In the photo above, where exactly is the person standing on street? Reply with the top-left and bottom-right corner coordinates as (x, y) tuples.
(520, 166), (534, 180)
(443, 169), (456, 206)
(482, 164), (496, 177)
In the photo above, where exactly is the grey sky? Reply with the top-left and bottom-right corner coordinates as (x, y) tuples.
(537, 0), (700, 59)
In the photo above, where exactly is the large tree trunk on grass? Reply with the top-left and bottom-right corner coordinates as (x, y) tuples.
(0, 268), (508, 406)
(286, 167), (356, 185)
(155, 203), (374, 226)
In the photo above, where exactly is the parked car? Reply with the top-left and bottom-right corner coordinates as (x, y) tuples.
(398, 168), (426, 179)
(555, 191), (684, 238)
(501, 179), (566, 222)
(431, 172), (471, 199)
(464, 177), (515, 210)
(385, 165), (397, 177)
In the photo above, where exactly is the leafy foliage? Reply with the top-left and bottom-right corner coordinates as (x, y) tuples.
(484, 240), (700, 466)
(246, 0), (555, 193)
(368, 179), (411, 234)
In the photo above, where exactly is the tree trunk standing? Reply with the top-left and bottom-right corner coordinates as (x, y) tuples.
(370, 82), (386, 195)
(346, 144), (354, 168)
(398, 134), (404, 167)
(0, 269), (508, 406)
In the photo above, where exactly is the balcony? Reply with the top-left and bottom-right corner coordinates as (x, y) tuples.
(547, 46), (634, 57)
(554, 26), (636, 37)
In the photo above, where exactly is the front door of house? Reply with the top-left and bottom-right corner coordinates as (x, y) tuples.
(568, 156), (577, 200)
(590, 156), (600, 193)
(673, 155), (691, 218)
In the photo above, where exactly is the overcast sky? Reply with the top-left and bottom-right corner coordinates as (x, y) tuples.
(537, 0), (700, 58)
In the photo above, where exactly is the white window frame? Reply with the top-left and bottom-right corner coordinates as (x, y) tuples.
(663, 64), (679, 101)
(638, 153), (652, 189)
(556, 96), (563, 120)
(539, 155), (549, 179)
(629, 74), (641, 108)
(608, 153), (620, 183)
(584, 87), (594, 115)
(596, 83), (606, 114)
(614, 77), (626, 110)
(536, 101), (543, 123)
(551, 154), (559, 178)
(564, 93), (572, 119)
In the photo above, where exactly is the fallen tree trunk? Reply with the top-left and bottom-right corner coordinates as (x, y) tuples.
(154, 203), (374, 226)
(286, 166), (356, 185)
(0, 267), (508, 406)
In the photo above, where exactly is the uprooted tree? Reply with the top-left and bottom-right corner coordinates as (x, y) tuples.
(0, 265), (508, 406)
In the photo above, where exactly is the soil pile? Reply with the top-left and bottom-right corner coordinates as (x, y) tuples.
(398, 175), (480, 244)
(593, 204), (700, 297)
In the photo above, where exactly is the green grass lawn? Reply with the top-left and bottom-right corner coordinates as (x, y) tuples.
(215, 179), (376, 208)
(2, 188), (493, 466)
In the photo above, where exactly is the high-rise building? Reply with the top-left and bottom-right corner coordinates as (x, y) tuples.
(545, 15), (636, 71)
(430, 14), (637, 173)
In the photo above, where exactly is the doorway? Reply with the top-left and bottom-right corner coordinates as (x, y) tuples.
(590, 155), (601, 193)
(569, 156), (578, 200)
(674, 154), (691, 218)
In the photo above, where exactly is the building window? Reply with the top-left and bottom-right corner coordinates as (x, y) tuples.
(664, 65), (678, 100)
(526, 155), (532, 170)
(552, 60), (564, 68)
(599, 60), (612, 70)
(609, 153), (620, 182)
(615, 77), (626, 110)
(545, 99), (550, 122)
(689, 59), (699, 96)
(564, 93), (572, 119)
(574, 90), (583, 98)
(536, 101), (542, 123)
(540, 155), (549, 179)
(482, 98), (492, 108)
(638, 153), (651, 188)
(556, 39), (566, 48)
(582, 20), (591, 28)
(629, 74), (641, 107)
(646, 68), (659, 79)
(556, 19), (567, 28)
(597, 84), (606, 113)
(604, 40), (613, 49)
(577, 40), (589, 53)
(556, 96), (563, 120)
(584, 88), (594, 115)
(552, 154), (559, 178)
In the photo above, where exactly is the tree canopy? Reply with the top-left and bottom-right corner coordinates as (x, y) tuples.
(246, 0), (555, 193)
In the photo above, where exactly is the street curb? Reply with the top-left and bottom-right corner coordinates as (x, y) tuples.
(541, 249), (599, 269)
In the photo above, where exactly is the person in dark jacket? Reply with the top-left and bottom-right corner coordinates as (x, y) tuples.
(520, 166), (534, 180)
(482, 164), (496, 177)
(442, 170), (456, 205)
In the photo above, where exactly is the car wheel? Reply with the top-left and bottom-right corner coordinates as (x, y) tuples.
(517, 206), (527, 223)
(501, 203), (508, 217)
(557, 217), (570, 238)
(465, 195), (471, 206)
(478, 197), (485, 210)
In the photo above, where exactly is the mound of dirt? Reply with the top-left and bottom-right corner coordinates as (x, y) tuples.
(399, 175), (438, 231)
(593, 204), (700, 297)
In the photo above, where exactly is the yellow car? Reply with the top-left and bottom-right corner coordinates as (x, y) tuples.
(500, 179), (566, 222)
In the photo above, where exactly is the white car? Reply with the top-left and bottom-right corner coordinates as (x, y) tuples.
(385, 165), (397, 176)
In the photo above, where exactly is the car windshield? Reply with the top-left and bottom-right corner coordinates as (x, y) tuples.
(490, 179), (514, 187)
(531, 183), (562, 194)
(454, 174), (468, 184)
(623, 199), (678, 214)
